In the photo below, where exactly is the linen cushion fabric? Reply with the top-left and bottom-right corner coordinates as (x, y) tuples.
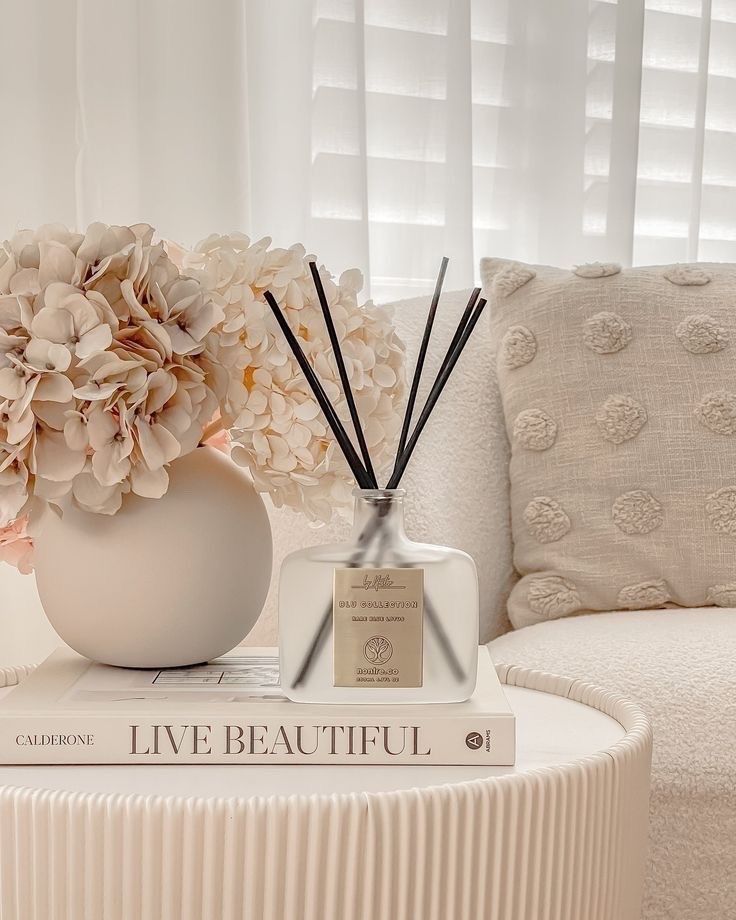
(482, 257), (736, 628)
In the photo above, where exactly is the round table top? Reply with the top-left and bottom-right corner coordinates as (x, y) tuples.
(0, 682), (625, 800)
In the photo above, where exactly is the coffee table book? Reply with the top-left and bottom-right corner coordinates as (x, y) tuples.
(0, 647), (514, 766)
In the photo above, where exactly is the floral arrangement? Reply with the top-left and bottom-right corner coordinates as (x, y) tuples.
(0, 223), (406, 570)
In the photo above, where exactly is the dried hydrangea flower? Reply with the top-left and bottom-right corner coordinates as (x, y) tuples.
(0, 222), (408, 570)
(184, 235), (406, 523)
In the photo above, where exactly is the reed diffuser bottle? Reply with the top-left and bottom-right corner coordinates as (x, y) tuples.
(279, 489), (479, 703)
(266, 259), (485, 704)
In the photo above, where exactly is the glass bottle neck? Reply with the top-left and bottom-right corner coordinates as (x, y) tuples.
(351, 489), (407, 542)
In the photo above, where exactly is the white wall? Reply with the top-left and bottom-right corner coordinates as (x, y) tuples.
(0, 569), (60, 668)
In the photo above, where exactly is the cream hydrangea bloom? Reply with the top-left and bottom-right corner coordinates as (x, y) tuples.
(0, 222), (407, 570)
(183, 234), (406, 522)
(0, 222), (233, 533)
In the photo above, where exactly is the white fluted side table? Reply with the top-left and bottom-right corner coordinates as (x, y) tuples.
(0, 662), (651, 920)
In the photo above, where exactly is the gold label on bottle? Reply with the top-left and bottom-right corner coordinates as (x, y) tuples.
(333, 567), (424, 688)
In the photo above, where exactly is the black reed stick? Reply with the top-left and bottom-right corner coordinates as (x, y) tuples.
(441, 287), (480, 371)
(386, 297), (488, 489)
(264, 290), (374, 489)
(309, 261), (377, 488)
(417, 287), (480, 404)
(393, 257), (449, 470)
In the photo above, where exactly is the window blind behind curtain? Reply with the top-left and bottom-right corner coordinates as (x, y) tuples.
(252, 0), (734, 301)
(0, 1), (732, 303)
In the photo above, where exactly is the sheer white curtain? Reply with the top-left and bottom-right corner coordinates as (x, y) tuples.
(0, 0), (732, 302)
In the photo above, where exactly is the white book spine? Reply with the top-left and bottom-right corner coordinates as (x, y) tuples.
(0, 713), (515, 766)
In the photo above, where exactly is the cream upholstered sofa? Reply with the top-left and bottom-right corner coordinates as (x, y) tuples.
(389, 287), (734, 920)
(1, 287), (733, 920)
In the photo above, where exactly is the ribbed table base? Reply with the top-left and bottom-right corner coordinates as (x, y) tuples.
(0, 664), (651, 920)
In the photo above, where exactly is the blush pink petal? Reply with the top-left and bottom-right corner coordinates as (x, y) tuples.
(0, 518), (34, 574)
(32, 429), (87, 482)
(30, 307), (75, 344)
(0, 367), (27, 400)
(76, 324), (113, 360)
(34, 374), (74, 403)
(136, 419), (181, 470)
(130, 464), (169, 498)
(38, 241), (76, 287)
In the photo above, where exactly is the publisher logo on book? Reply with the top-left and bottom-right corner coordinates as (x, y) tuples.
(465, 730), (492, 752)
(363, 636), (393, 664)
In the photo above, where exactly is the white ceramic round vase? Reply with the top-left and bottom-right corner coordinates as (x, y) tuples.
(33, 446), (273, 668)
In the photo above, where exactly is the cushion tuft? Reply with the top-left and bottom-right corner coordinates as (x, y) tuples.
(583, 310), (632, 353)
(512, 407), (557, 450)
(675, 313), (728, 353)
(500, 324), (537, 368)
(491, 261), (536, 296)
(616, 577), (670, 608)
(527, 573), (581, 618)
(663, 264), (711, 286)
(573, 261), (621, 278)
(595, 394), (647, 443)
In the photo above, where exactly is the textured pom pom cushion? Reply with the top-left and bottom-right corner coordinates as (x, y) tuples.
(482, 257), (736, 629)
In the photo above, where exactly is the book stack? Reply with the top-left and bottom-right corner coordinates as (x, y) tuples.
(0, 647), (515, 766)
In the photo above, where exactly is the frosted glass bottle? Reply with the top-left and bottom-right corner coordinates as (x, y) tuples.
(279, 489), (479, 703)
